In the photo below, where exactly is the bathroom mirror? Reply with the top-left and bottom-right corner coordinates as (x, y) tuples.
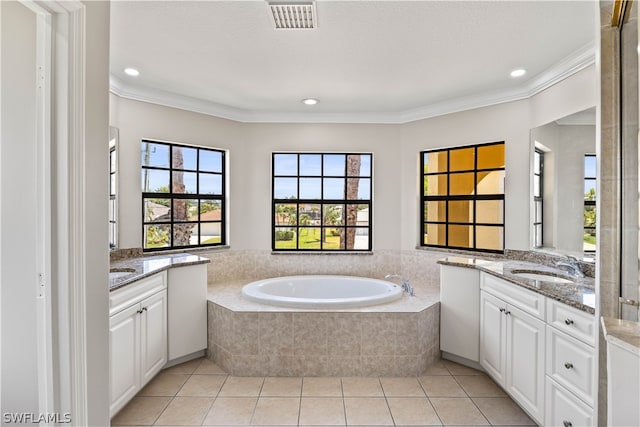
(529, 107), (596, 261)
(109, 126), (119, 249)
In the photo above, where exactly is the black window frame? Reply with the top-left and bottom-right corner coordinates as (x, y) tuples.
(109, 144), (117, 249)
(420, 141), (505, 253)
(271, 152), (373, 252)
(141, 139), (226, 251)
(533, 148), (544, 248)
(584, 153), (596, 254)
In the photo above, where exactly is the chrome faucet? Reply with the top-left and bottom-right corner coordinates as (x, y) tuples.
(555, 255), (585, 278)
(385, 274), (415, 297)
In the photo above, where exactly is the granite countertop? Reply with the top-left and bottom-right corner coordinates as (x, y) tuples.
(601, 317), (640, 356)
(109, 253), (210, 291)
(438, 256), (596, 314)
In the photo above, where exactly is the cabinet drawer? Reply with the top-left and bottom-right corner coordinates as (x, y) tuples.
(546, 299), (595, 346)
(545, 377), (593, 427)
(110, 272), (167, 316)
(546, 326), (595, 406)
(481, 273), (545, 320)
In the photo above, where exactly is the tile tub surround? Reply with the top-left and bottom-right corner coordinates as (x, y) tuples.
(109, 252), (210, 290)
(438, 256), (596, 313)
(206, 281), (441, 377)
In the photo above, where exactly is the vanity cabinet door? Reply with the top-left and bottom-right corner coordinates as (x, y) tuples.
(480, 291), (507, 385)
(140, 290), (167, 385)
(506, 305), (545, 424)
(109, 303), (141, 416)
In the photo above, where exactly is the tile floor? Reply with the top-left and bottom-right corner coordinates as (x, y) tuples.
(111, 357), (536, 426)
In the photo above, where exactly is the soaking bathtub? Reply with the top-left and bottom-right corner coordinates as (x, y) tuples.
(241, 275), (403, 309)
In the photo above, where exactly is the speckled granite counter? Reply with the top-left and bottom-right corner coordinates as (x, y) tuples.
(601, 317), (640, 356)
(109, 253), (210, 291)
(438, 256), (596, 313)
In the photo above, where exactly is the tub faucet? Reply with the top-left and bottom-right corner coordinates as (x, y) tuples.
(555, 255), (585, 278)
(385, 274), (415, 297)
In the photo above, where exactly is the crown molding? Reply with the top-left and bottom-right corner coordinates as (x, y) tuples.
(110, 42), (596, 124)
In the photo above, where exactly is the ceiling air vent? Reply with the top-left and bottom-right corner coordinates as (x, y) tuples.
(268, 2), (316, 29)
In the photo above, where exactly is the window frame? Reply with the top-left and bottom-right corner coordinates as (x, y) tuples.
(583, 153), (596, 254)
(420, 141), (505, 253)
(141, 139), (226, 251)
(533, 148), (544, 248)
(271, 152), (373, 252)
(109, 144), (117, 249)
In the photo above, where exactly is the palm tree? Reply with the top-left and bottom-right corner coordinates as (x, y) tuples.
(345, 155), (361, 249)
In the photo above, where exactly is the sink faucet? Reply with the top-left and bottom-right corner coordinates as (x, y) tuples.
(385, 274), (415, 297)
(555, 255), (585, 278)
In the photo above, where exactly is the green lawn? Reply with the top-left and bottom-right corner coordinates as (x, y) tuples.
(275, 230), (342, 249)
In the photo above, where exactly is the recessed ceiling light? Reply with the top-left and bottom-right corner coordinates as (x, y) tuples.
(124, 68), (140, 77)
(510, 68), (526, 78)
(302, 98), (318, 105)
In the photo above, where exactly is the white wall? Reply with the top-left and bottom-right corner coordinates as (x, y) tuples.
(1, 0), (40, 415)
(111, 66), (597, 254)
(84, 1), (111, 423)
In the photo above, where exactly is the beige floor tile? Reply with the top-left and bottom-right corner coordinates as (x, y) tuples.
(299, 397), (346, 425)
(441, 360), (484, 376)
(418, 376), (466, 397)
(344, 397), (393, 426)
(155, 396), (214, 425)
(163, 358), (205, 375)
(112, 396), (172, 425)
(429, 398), (489, 426)
(219, 377), (265, 397)
(202, 397), (258, 425)
(177, 374), (227, 397)
(260, 377), (302, 397)
(472, 397), (536, 426)
(138, 373), (191, 397)
(250, 397), (300, 425)
(195, 359), (228, 375)
(380, 377), (426, 397)
(422, 361), (451, 376)
(387, 397), (442, 426)
(341, 377), (384, 397)
(454, 375), (506, 397)
(302, 377), (343, 397)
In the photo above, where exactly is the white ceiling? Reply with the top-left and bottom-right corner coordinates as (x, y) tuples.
(110, 0), (596, 123)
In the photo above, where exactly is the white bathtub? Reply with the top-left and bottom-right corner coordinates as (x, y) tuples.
(241, 275), (403, 309)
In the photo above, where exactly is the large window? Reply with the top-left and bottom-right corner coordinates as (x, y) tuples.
(272, 153), (372, 251)
(584, 154), (596, 252)
(142, 140), (226, 251)
(533, 148), (544, 248)
(421, 142), (505, 253)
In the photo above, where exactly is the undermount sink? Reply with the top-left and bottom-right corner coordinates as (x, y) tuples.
(510, 270), (574, 284)
(109, 267), (136, 279)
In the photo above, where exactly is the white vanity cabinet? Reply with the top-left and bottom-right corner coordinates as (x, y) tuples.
(545, 299), (596, 427)
(440, 265), (481, 364)
(480, 273), (546, 424)
(109, 272), (167, 417)
(167, 264), (207, 360)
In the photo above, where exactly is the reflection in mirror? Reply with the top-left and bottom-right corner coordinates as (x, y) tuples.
(529, 107), (596, 260)
(109, 126), (119, 249)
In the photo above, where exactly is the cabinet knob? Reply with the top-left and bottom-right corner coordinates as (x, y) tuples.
(136, 309), (143, 314)
(565, 318), (574, 325)
(564, 362), (574, 369)
(142, 307), (148, 312)
(563, 421), (572, 427)
(499, 308), (506, 313)
(505, 310), (511, 316)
